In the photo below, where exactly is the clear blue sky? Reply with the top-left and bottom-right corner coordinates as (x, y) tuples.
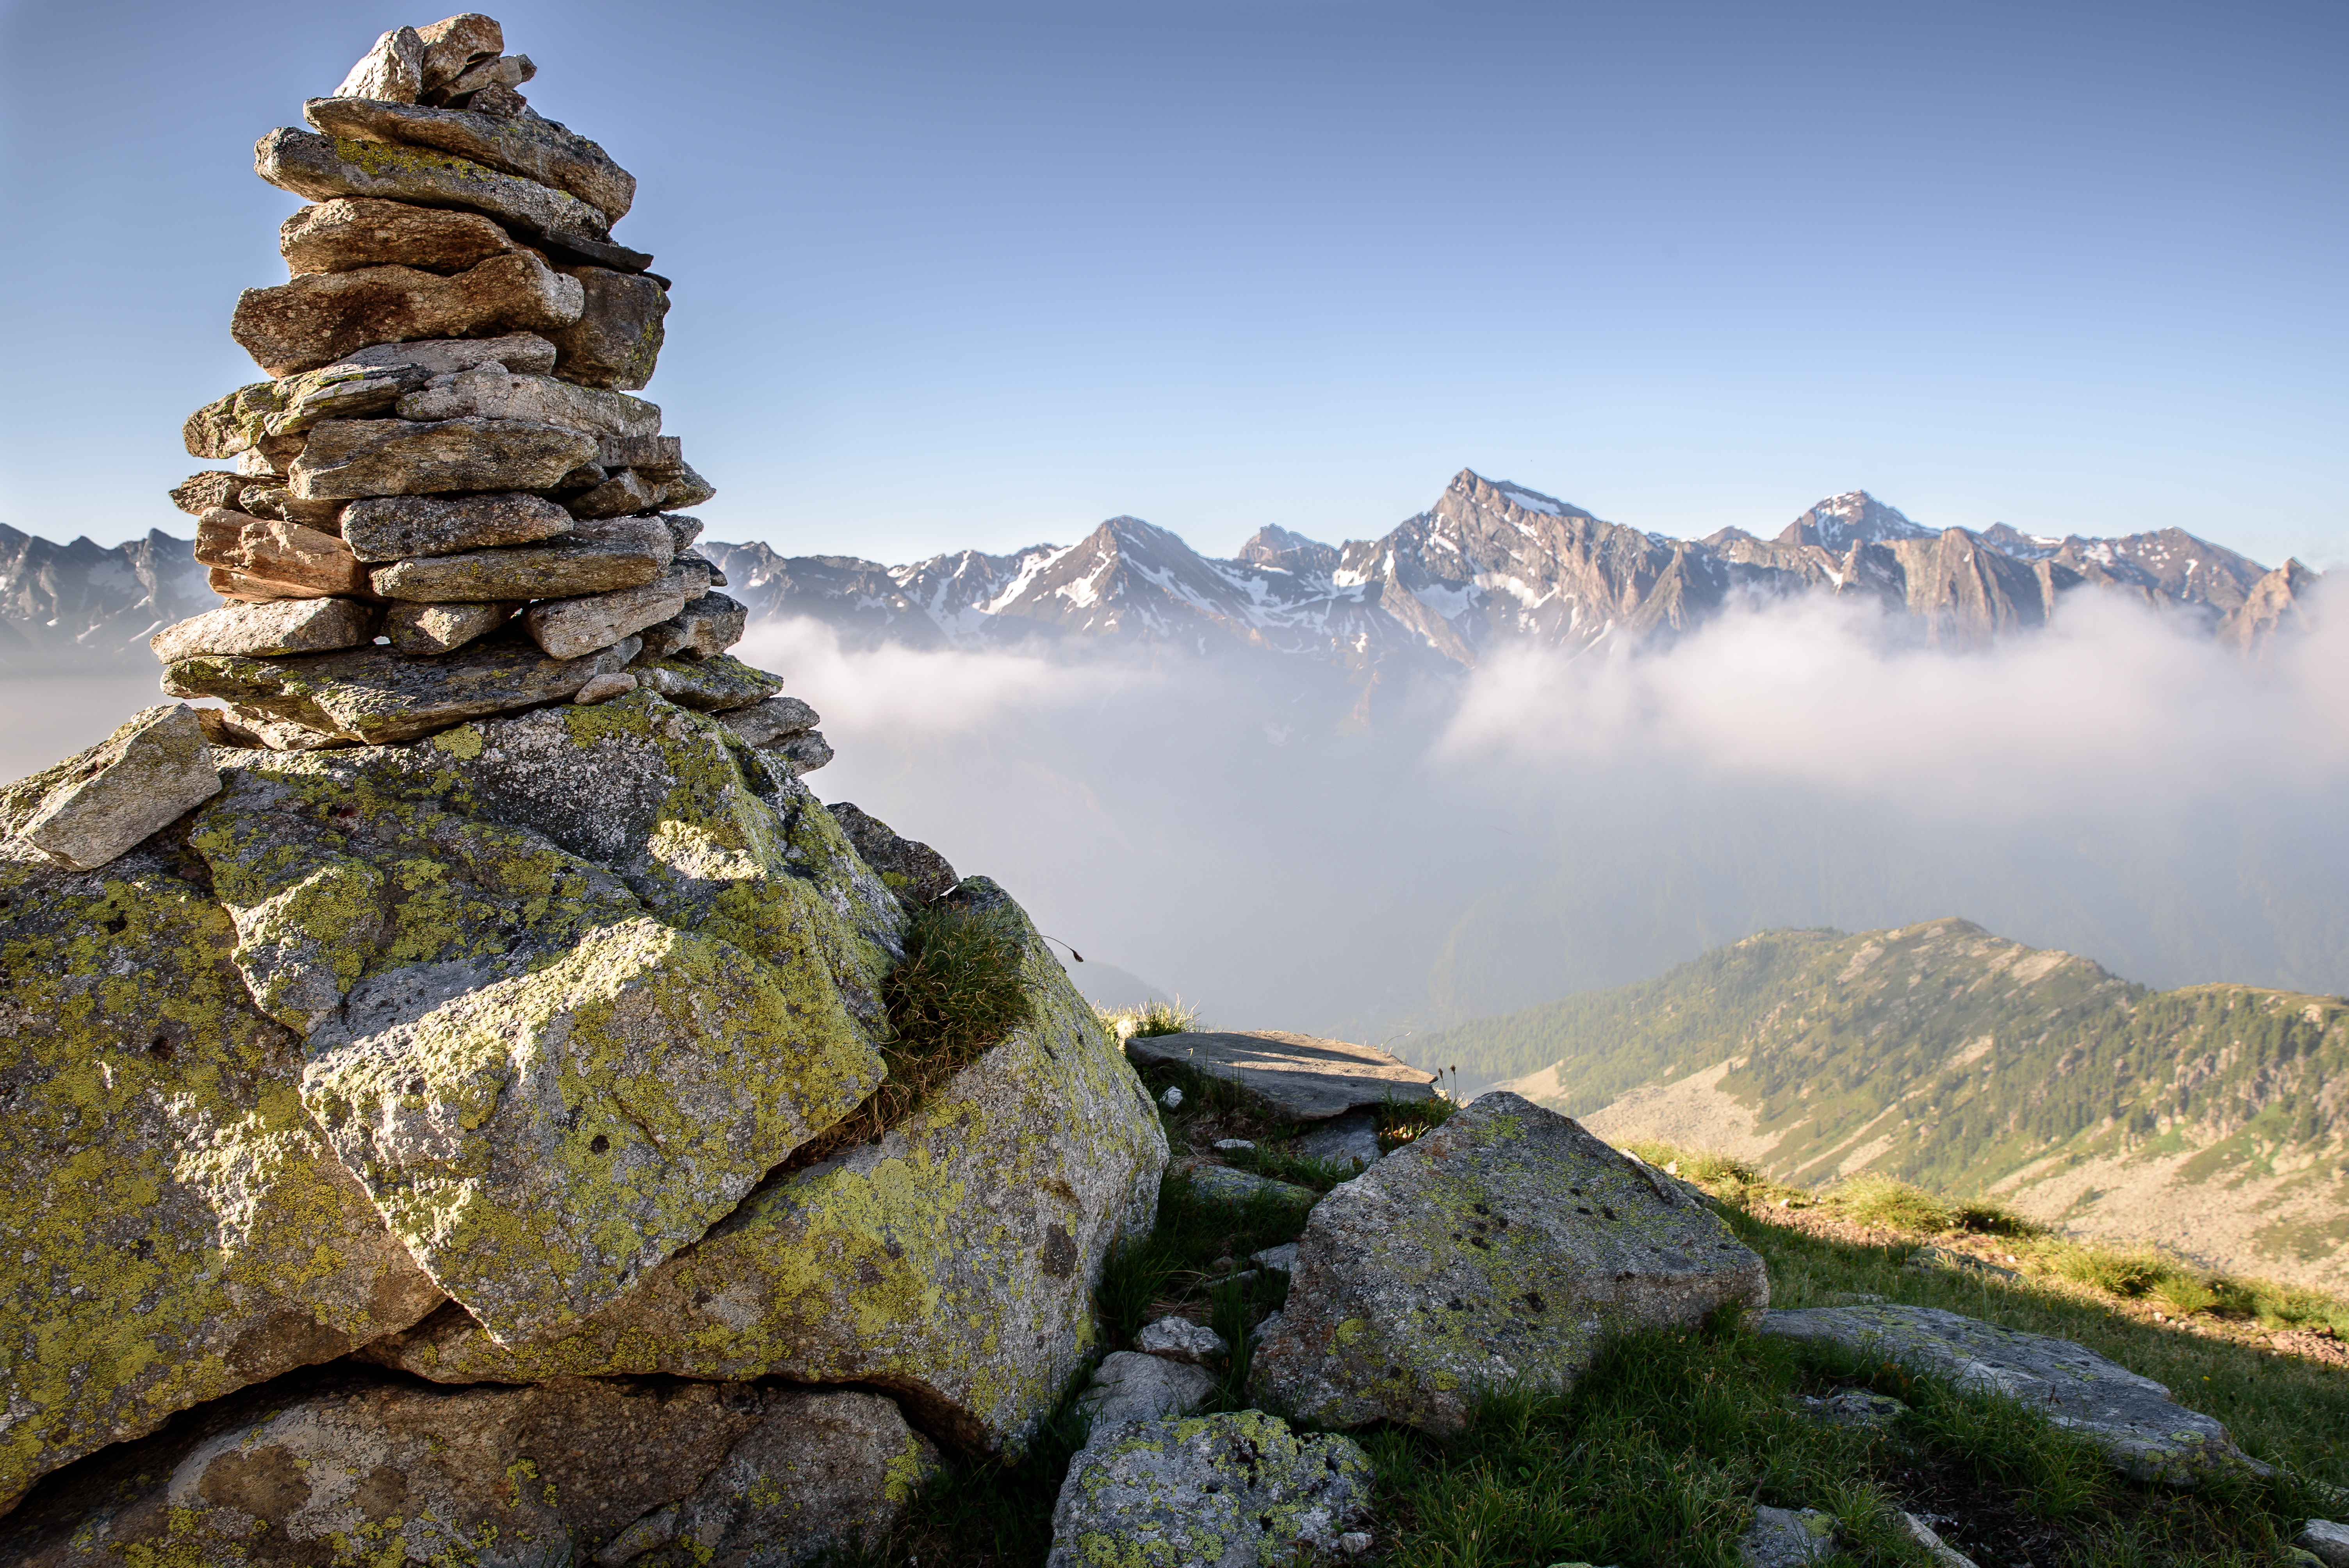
(3, 0), (2342, 567)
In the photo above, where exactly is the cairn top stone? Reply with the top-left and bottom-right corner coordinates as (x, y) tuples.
(1125, 1028), (1438, 1119)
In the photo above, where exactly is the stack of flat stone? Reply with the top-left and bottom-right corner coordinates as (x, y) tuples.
(150, 12), (829, 772)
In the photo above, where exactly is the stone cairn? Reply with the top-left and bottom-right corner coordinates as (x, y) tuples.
(152, 13), (829, 770)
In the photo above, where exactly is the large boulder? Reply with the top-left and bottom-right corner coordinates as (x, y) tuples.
(1046, 1411), (1374, 1568)
(362, 878), (1170, 1453)
(0, 1371), (937, 1568)
(1251, 1092), (1769, 1433)
(0, 832), (442, 1515)
(1757, 1305), (2265, 1484)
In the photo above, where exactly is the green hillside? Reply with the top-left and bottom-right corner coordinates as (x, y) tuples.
(1406, 918), (2349, 1288)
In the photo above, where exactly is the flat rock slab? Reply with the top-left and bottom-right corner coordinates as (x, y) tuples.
(641, 589), (749, 661)
(522, 560), (704, 660)
(231, 251), (582, 377)
(0, 1372), (936, 1568)
(548, 263), (669, 390)
(1252, 1092), (1769, 1434)
(630, 650), (784, 711)
(280, 195), (515, 275)
(823, 799), (952, 905)
(1756, 1304), (2263, 1484)
(382, 600), (517, 655)
(1127, 1029), (1438, 1119)
(304, 96), (636, 222)
(292, 415), (597, 500)
(162, 636), (635, 745)
(371, 513), (672, 601)
(2299, 1520), (2349, 1567)
(149, 596), (377, 663)
(1076, 1351), (1216, 1436)
(5, 704), (222, 871)
(397, 365), (659, 437)
(1298, 1109), (1384, 1169)
(343, 490), (574, 561)
(1046, 1411), (1373, 1568)
(358, 878), (1171, 1454)
(1181, 1160), (1318, 1209)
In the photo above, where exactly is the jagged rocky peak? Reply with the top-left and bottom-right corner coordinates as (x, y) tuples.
(1776, 490), (1937, 550)
(1236, 524), (1338, 577)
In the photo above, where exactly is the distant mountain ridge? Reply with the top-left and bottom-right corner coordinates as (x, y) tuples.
(702, 469), (2317, 668)
(1409, 917), (2349, 1290)
(3, 469), (2317, 673)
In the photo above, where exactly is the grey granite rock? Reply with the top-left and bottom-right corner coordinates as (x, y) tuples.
(396, 366), (659, 437)
(343, 490), (574, 561)
(303, 96), (636, 223)
(1073, 1352), (1216, 1436)
(1046, 1411), (1372, 1568)
(231, 251), (582, 377)
(1298, 1110), (1384, 1170)
(2298, 1520), (2349, 1567)
(6, 705), (221, 871)
(291, 415), (598, 501)
(370, 513), (672, 601)
(1125, 1029), (1438, 1120)
(1900, 1513), (1983, 1568)
(1796, 1388), (1909, 1429)
(1738, 1506), (1837, 1567)
(279, 196), (516, 275)
(565, 466), (660, 519)
(1253, 1093), (1769, 1434)
(573, 671), (636, 704)
(822, 799), (958, 904)
(548, 264), (668, 389)
(255, 128), (638, 270)
(168, 470), (246, 515)
(627, 651), (782, 711)
(347, 330), (558, 376)
(333, 25), (424, 102)
(770, 730), (835, 775)
(1756, 1305), (2266, 1483)
(416, 12), (503, 94)
(522, 561), (704, 660)
(381, 600), (517, 656)
(1251, 1242), (1300, 1274)
(637, 590), (747, 661)
(161, 636), (636, 745)
(149, 597), (378, 663)
(1133, 1317), (1229, 1366)
(1181, 1160), (1318, 1209)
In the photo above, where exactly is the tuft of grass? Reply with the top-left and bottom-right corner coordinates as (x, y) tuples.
(1096, 997), (1202, 1040)
(1096, 1171), (1312, 1349)
(1838, 1172), (1962, 1235)
(787, 902), (1033, 1170)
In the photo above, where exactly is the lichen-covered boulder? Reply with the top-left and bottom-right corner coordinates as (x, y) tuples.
(364, 878), (1170, 1452)
(184, 689), (903, 1344)
(1045, 1410), (1373, 1568)
(0, 1370), (938, 1568)
(0, 832), (442, 1517)
(1757, 1304), (2265, 1485)
(1251, 1092), (1769, 1433)
(2, 704), (221, 871)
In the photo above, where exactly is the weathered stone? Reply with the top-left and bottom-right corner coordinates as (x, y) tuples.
(1127, 1029), (1439, 1120)
(1298, 1109), (1384, 1170)
(1045, 1411), (1374, 1568)
(1075, 1351), (1216, 1434)
(566, 464), (660, 518)
(2299, 1520), (2349, 1568)
(440, 52), (535, 99)
(0, 835), (442, 1515)
(0, 1372), (937, 1568)
(279, 194), (515, 274)
(149, 597), (377, 662)
(161, 636), (637, 745)
(523, 561), (704, 660)
(416, 12), (503, 93)
(235, 483), (347, 527)
(305, 96), (637, 224)
(598, 432), (683, 471)
(1739, 1506), (1838, 1567)
(549, 263), (669, 389)
(399, 364), (659, 436)
(181, 380), (279, 458)
(344, 489), (574, 561)
(1181, 1160), (1317, 1208)
(168, 469), (244, 514)
(653, 458), (718, 510)
(256, 127), (638, 268)
(1796, 1388), (1908, 1429)
(371, 512), (672, 601)
(6, 705), (220, 871)
(348, 328), (558, 376)
(1252, 1092), (1770, 1434)
(1901, 1513), (1983, 1568)
(774, 729), (836, 775)
(574, 670), (636, 703)
(1252, 1242), (1300, 1274)
(1134, 1315), (1228, 1365)
(291, 415), (598, 500)
(194, 509), (368, 598)
(725, 695), (824, 752)
(231, 250), (583, 377)
(333, 24), (423, 102)
(466, 80), (529, 116)
(661, 512), (705, 551)
(1756, 1304), (2265, 1484)
(382, 599), (517, 655)
(199, 704), (363, 752)
(362, 877), (1170, 1454)
(629, 650), (783, 711)
(639, 589), (748, 660)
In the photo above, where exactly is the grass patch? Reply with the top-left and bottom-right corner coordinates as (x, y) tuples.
(787, 902), (1033, 1169)
(1097, 997), (1203, 1039)
(1098, 1171), (1311, 1351)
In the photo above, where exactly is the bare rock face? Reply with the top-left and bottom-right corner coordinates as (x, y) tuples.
(161, 634), (639, 744)
(279, 194), (517, 274)
(1251, 1092), (1770, 1434)
(370, 513), (673, 601)
(0, 1372), (937, 1568)
(4, 704), (221, 871)
(548, 263), (669, 389)
(231, 250), (583, 376)
(149, 596), (378, 661)
(0, 832), (442, 1515)
(255, 127), (634, 268)
(362, 879), (1169, 1454)
(342, 489), (574, 561)
(304, 95), (637, 223)
(292, 414), (599, 500)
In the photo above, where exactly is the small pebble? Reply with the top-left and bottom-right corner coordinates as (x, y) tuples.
(1213, 1137), (1254, 1152)
(1160, 1086), (1183, 1110)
